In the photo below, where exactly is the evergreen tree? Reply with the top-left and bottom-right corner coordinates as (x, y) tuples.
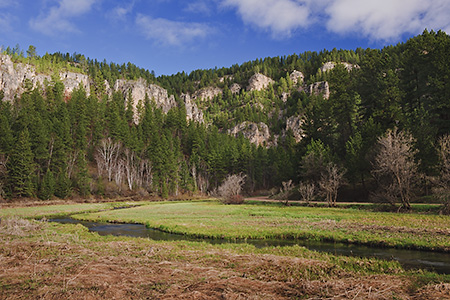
(0, 103), (14, 154)
(8, 128), (35, 197)
(39, 168), (55, 200)
(54, 171), (72, 199)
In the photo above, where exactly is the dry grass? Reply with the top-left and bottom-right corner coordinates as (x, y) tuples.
(0, 219), (449, 299)
(0, 217), (41, 236)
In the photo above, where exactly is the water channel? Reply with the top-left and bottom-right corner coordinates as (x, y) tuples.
(50, 217), (450, 275)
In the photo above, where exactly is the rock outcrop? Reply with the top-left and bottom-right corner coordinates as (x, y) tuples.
(230, 83), (241, 94)
(320, 61), (360, 73)
(247, 73), (274, 92)
(113, 78), (177, 118)
(228, 121), (274, 147)
(0, 53), (182, 124)
(60, 71), (90, 98)
(289, 70), (304, 85)
(306, 81), (330, 99)
(0, 53), (93, 102)
(181, 93), (204, 124)
(193, 86), (222, 101)
(285, 115), (305, 143)
(0, 53), (50, 100)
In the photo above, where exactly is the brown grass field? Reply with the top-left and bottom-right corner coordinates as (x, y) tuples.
(1, 201), (450, 299)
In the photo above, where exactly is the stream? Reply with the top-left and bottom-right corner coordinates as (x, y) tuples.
(50, 217), (450, 274)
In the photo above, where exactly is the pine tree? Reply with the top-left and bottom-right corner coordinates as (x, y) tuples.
(8, 128), (35, 197)
(39, 168), (55, 200)
(0, 104), (14, 154)
(54, 171), (72, 199)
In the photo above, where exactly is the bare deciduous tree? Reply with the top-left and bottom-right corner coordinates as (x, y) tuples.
(114, 159), (125, 189)
(319, 162), (345, 207)
(217, 173), (246, 204)
(123, 148), (138, 190)
(94, 138), (122, 182)
(279, 179), (293, 205)
(138, 159), (152, 190)
(371, 128), (419, 210)
(298, 182), (315, 204)
(433, 134), (450, 214)
(67, 150), (79, 179)
(93, 138), (155, 194)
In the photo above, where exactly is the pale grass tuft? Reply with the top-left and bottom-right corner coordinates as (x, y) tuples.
(0, 217), (41, 236)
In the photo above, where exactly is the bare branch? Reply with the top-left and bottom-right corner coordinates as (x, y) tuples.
(217, 173), (246, 204)
(94, 138), (122, 182)
(433, 134), (450, 214)
(319, 162), (345, 207)
(371, 128), (419, 209)
(298, 182), (315, 204)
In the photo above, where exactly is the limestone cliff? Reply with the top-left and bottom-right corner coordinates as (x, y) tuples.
(289, 70), (304, 85)
(247, 73), (274, 92)
(285, 115), (305, 143)
(60, 71), (90, 98)
(0, 53), (178, 124)
(306, 81), (330, 100)
(113, 78), (177, 121)
(228, 121), (275, 147)
(192, 86), (222, 101)
(230, 83), (241, 94)
(0, 53), (50, 100)
(181, 93), (204, 123)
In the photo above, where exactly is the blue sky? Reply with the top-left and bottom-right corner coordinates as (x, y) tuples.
(1, 0), (449, 76)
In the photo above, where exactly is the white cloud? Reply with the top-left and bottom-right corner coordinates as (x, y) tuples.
(136, 14), (212, 46)
(107, 1), (135, 22)
(185, 1), (212, 15)
(222, 0), (311, 37)
(324, 0), (449, 40)
(29, 0), (96, 36)
(221, 0), (450, 40)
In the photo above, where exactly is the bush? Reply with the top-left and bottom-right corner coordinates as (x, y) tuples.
(222, 194), (244, 205)
(217, 173), (246, 204)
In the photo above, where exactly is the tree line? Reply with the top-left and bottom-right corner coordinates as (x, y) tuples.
(0, 30), (450, 211)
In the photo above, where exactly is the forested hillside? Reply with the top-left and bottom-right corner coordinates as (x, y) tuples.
(0, 30), (449, 207)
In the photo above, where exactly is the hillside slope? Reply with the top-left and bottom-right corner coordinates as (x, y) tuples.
(0, 30), (449, 201)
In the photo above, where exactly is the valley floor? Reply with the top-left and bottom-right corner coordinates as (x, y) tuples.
(1, 201), (450, 299)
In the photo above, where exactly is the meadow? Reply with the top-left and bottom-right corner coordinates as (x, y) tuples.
(1, 199), (450, 299)
(74, 200), (450, 252)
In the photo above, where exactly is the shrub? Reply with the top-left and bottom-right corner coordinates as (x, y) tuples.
(298, 182), (315, 204)
(217, 173), (246, 204)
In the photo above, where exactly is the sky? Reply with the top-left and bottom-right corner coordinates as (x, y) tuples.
(0, 0), (449, 76)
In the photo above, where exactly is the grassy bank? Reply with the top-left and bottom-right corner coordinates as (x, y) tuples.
(1, 214), (450, 299)
(0, 201), (150, 219)
(73, 201), (450, 252)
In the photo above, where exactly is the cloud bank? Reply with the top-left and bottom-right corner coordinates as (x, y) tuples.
(325, 0), (450, 40)
(222, 0), (311, 37)
(223, 0), (450, 40)
(29, 0), (96, 36)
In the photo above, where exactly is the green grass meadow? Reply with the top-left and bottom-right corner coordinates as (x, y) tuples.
(71, 200), (450, 252)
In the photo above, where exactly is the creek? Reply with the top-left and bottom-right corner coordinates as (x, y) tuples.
(50, 217), (450, 274)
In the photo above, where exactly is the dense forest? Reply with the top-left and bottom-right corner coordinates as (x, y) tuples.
(0, 30), (449, 209)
